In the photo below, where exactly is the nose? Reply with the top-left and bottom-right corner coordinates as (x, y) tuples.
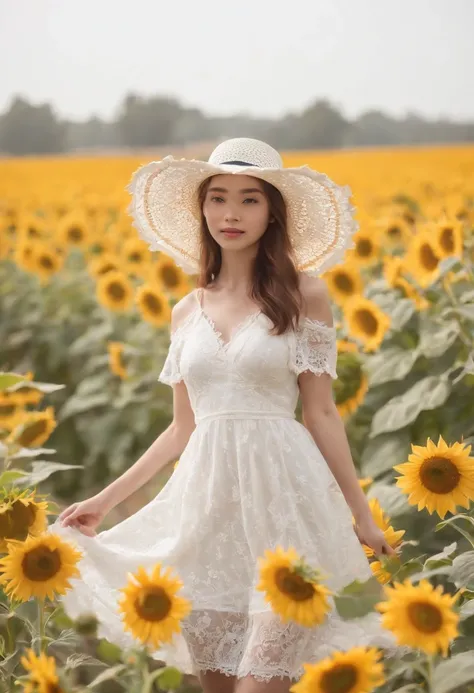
(224, 205), (240, 222)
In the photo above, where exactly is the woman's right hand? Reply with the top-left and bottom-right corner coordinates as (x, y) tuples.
(58, 495), (109, 537)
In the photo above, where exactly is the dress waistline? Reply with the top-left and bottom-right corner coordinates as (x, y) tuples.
(194, 409), (296, 424)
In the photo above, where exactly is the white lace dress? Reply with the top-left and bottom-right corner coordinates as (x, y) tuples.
(51, 288), (403, 682)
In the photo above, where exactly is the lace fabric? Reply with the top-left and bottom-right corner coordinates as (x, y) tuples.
(50, 295), (409, 682)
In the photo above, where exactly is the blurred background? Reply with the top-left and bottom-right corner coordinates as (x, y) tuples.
(1, 0), (473, 156)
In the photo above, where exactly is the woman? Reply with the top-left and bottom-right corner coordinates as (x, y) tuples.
(55, 138), (400, 693)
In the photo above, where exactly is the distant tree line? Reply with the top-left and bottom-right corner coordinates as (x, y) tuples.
(1, 93), (473, 156)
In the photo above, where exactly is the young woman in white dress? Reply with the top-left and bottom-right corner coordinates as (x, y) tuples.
(56, 138), (398, 693)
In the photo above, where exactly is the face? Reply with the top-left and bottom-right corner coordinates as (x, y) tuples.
(202, 174), (272, 250)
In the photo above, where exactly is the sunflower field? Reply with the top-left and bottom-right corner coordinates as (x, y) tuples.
(1, 145), (474, 692)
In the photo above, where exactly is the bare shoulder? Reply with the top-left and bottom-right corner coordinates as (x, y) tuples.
(170, 289), (198, 334)
(298, 273), (333, 325)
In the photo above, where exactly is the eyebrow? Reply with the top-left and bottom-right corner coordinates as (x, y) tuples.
(207, 186), (264, 194)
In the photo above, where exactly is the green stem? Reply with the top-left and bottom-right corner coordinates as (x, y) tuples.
(426, 654), (435, 693)
(37, 599), (45, 654)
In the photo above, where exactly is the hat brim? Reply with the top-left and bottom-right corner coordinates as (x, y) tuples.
(127, 155), (358, 276)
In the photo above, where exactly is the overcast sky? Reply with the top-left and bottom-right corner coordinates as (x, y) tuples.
(1, 0), (473, 122)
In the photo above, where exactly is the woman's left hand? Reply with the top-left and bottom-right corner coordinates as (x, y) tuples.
(353, 515), (397, 558)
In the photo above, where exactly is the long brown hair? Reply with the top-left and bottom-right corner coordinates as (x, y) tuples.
(196, 177), (304, 335)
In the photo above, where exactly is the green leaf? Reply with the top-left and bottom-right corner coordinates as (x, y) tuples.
(424, 542), (457, 570)
(460, 599), (474, 621)
(437, 256), (463, 278)
(334, 576), (383, 619)
(388, 299), (416, 331)
(88, 664), (127, 687)
(419, 319), (460, 359)
(0, 372), (27, 391)
(59, 392), (110, 420)
(0, 469), (28, 486)
(361, 431), (411, 478)
(367, 483), (411, 517)
(451, 552), (474, 588)
(6, 381), (65, 395)
(69, 322), (113, 356)
(366, 347), (419, 387)
(145, 666), (183, 692)
(17, 461), (83, 487)
(433, 651), (474, 693)
(370, 376), (451, 437)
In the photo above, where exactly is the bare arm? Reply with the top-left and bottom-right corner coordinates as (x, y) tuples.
(96, 297), (197, 512)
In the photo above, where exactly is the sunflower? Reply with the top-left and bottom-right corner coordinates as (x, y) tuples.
(118, 563), (192, 648)
(15, 238), (38, 273)
(394, 436), (474, 519)
(323, 264), (364, 307)
(149, 256), (190, 297)
(346, 230), (380, 266)
(18, 213), (47, 241)
(375, 579), (459, 656)
(122, 238), (151, 275)
(89, 253), (122, 278)
(107, 341), (128, 380)
(5, 371), (45, 407)
(358, 498), (405, 559)
(378, 216), (412, 248)
(0, 489), (49, 552)
(7, 407), (57, 448)
(31, 243), (64, 284)
(370, 560), (392, 585)
(20, 648), (64, 693)
(57, 211), (91, 248)
(382, 255), (403, 288)
(433, 218), (464, 259)
(358, 477), (373, 491)
(135, 284), (171, 327)
(96, 270), (134, 312)
(403, 230), (441, 288)
(0, 532), (82, 601)
(333, 341), (368, 417)
(343, 297), (390, 353)
(0, 397), (23, 430)
(290, 647), (385, 693)
(256, 546), (333, 627)
(393, 276), (430, 311)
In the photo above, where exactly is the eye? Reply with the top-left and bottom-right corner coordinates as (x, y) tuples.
(210, 196), (224, 203)
(243, 197), (258, 204)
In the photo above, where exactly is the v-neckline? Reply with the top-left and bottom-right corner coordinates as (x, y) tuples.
(196, 288), (262, 351)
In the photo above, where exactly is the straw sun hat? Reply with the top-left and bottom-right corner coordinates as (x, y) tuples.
(127, 137), (358, 276)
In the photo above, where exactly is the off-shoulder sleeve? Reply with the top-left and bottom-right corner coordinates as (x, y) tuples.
(290, 318), (338, 379)
(158, 331), (184, 386)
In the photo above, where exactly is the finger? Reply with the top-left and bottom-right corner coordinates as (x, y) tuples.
(59, 505), (77, 521)
(62, 511), (83, 527)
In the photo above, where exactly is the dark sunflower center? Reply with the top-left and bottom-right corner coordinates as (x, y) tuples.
(98, 263), (117, 275)
(144, 293), (163, 315)
(320, 663), (358, 693)
(28, 226), (41, 238)
(0, 500), (38, 541)
(419, 456), (461, 494)
(22, 546), (61, 581)
(420, 243), (439, 271)
(0, 404), (16, 416)
(16, 420), (48, 447)
(407, 601), (443, 633)
(333, 356), (363, 405)
(440, 228), (454, 253)
(129, 252), (142, 263)
(68, 226), (84, 242)
(274, 567), (315, 601)
(107, 281), (126, 300)
(334, 273), (355, 295)
(39, 255), (55, 270)
(355, 309), (378, 336)
(356, 239), (373, 257)
(387, 226), (401, 238)
(134, 587), (172, 621)
(162, 266), (180, 289)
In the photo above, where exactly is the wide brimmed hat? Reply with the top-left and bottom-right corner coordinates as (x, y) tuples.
(127, 137), (358, 276)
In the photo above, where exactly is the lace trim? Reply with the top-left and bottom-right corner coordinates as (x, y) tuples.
(291, 317), (338, 379)
(157, 307), (198, 386)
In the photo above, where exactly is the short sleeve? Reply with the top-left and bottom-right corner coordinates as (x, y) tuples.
(158, 332), (184, 386)
(290, 318), (338, 379)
